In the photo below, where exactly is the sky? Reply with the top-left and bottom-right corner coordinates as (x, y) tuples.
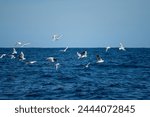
(0, 0), (150, 47)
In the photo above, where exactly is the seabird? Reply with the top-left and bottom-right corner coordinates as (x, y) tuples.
(60, 46), (68, 52)
(46, 57), (57, 62)
(106, 46), (111, 52)
(21, 43), (30, 47)
(10, 55), (15, 59)
(26, 61), (37, 64)
(12, 48), (17, 54)
(0, 54), (6, 59)
(52, 34), (63, 41)
(119, 43), (126, 51)
(16, 41), (22, 46)
(77, 51), (87, 59)
(55, 63), (60, 71)
(85, 62), (90, 68)
(96, 55), (104, 63)
(19, 52), (26, 60)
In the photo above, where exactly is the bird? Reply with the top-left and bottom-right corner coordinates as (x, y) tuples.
(12, 48), (17, 54)
(85, 62), (90, 68)
(119, 43), (126, 51)
(15, 41), (22, 46)
(20, 43), (30, 47)
(77, 51), (87, 59)
(0, 54), (6, 59)
(55, 63), (60, 71)
(19, 52), (26, 60)
(26, 61), (37, 64)
(46, 57), (57, 62)
(60, 46), (68, 53)
(96, 55), (104, 63)
(10, 55), (15, 59)
(106, 46), (111, 52)
(52, 34), (63, 41)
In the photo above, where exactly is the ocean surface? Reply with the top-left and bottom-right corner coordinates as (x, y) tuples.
(0, 48), (150, 100)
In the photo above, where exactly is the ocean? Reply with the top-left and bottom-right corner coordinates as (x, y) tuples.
(0, 48), (150, 100)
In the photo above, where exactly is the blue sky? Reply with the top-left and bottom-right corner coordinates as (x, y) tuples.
(0, 0), (150, 47)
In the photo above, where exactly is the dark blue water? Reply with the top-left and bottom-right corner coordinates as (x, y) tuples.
(0, 48), (150, 100)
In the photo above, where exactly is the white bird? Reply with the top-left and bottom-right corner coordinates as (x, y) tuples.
(12, 48), (17, 54)
(55, 63), (60, 71)
(77, 51), (87, 59)
(119, 43), (126, 51)
(0, 54), (6, 59)
(46, 57), (57, 62)
(16, 41), (22, 46)
(85, 62), (90, 68)
(26, 61), (37, 64)
(60, 46), (68, 52)
(52, 34), (63, 41)
(96, 55), (104, 63)
(21, 43), (30, 47)
(106, 46), (111, 52)
(19, 52), (26, 60)
(10, 55), (15, 59)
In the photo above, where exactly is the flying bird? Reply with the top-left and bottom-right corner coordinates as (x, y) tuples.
(46, 57), (57, 62)
(77, 51), (87, 59)
(96, 55), (104, 63)
(12, 48), (17, 55)
(85, 62), (90, 68)
(119, 43), (126, 51)
(16, 41), (22, 46)
(10, 55), (16, 59)
(0, 54), (6, 59)
(52, 34), (63, 41)
(55, 63), (60, 71)
(19, 52), (26, 60)
(26, 61), (37, 64)
(106, 46), (111, 52)
(21, 43), (31, 47)
(60, 46), (69, 53)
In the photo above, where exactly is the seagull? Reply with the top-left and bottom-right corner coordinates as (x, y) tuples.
(16, 41), (22, 46)
(46, 57), (57, 62)
(77, 51), (87, 59)
(96, 55), (104, 63)
(26, 61), (37, 64)
(21, 43), (30, 47)
(10, 55), (15, 59)
(0, 54), (6, 59)
(52, 34), (63, 41)
(106, 46), (111, 52)
(119, 43), (126, 51)
(12, 48), (17, 54)
(60, 46), (68, 52)
(85, 62), (90, 68)
(19, 52), (26, 60)
(55, 63), (60, 71)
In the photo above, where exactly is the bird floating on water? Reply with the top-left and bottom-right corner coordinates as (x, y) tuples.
(77, 51), (87, 59)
